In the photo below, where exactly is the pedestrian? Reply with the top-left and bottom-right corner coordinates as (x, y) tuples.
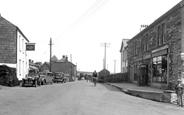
(175, 78), (184, 107)
(93, 70), (98, 86)
(86, 75), (89, 82)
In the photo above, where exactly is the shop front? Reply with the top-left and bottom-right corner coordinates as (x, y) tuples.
(150, 45), (168, 89)
(129, 45), (169, 89)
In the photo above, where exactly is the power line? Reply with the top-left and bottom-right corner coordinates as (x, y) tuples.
(53, 0), (110, 43)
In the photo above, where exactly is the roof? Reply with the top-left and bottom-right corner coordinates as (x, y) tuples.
(0, 15), (29, 42)
(127, 1), (183, 44)
(120, 39), (129, 52)
(51, 55), (58, 62)
(53, 61), (76, 67)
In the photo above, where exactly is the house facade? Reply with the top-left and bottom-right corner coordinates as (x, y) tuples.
(0, 15), (29, 80)
(120, 39), (129, 73)
(40, 62), (50, 72)
(127, 0), (184, 89)
(41, 55), (77, 79)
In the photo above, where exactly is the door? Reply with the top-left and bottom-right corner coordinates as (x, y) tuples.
(138, 64), (148, 86)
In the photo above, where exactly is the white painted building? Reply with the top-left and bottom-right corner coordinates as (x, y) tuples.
(120, 39), (129, 73)
(0, 15), (29, 80)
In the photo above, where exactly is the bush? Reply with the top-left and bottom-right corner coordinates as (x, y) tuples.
(104, 72), (128, 83)
(0, 65), (19, 86)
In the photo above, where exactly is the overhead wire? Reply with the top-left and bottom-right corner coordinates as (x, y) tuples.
(41, 0), (110, 61)
(53, 0), (109, 43)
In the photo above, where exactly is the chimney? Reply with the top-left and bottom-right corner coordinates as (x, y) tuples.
(29, 59), (31, 63)
(62, 55), (65, 59)
(66, 55), (68, 61)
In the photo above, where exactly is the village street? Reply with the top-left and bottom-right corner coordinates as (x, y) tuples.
(0, 81), (184, 115)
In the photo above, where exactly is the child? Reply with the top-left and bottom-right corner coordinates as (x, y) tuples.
(175, 79), (184, 107)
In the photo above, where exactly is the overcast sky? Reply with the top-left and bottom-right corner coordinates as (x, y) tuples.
(0, 0), (182, 73)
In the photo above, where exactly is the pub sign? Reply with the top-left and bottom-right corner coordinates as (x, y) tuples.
(26, 43), (35, 51)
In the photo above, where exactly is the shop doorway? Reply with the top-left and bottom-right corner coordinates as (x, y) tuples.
(138, 64), (148, 86)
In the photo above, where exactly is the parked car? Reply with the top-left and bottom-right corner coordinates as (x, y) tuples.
(20, 68), (47, 87)
(52, 72), (66, 83)
(21, 72), (41, 87)
(39, 72), (53, 84)
(39, 73), (47, 85)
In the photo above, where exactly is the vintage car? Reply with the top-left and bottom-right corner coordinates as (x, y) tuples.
(21, 67), (46, 87)
(39, 72), (53, 84)
(52, 72), (66, 83)
(21, 72), (41, 87)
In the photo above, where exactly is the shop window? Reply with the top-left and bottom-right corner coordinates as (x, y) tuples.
(152, 55), (167, 83)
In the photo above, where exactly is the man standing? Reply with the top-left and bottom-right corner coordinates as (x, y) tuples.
(93, 70), (98, 86)
(175, 79), (184, 107)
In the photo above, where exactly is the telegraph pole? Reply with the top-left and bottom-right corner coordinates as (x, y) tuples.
(114, 59), (116, 73)
(49, 38), (53, 72)
(101, 42), (110, 69)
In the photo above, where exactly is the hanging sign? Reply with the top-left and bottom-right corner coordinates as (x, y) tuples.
(26, 43), (35, 51)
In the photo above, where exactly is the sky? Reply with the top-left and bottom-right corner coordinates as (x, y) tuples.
(0, 0), (182, 73)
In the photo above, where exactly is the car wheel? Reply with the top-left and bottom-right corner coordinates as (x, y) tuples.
(44, 79), (46, 85)
(35, 80), (37, 87)
(20, 81), (24, 87)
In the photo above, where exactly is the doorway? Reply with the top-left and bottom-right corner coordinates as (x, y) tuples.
(138, 64), (148, 86)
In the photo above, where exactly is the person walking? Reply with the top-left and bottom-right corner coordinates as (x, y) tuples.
(175, 79), (184, 107)
(93, 70), (98, 86)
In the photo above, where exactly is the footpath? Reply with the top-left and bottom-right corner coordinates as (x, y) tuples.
(106, 82), (178, 105)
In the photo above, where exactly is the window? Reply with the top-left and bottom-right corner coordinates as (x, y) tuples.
(143, 35), (146, 51)
(19, 35), (21, 52)
(157, 23), (165, 46)
(133, 41), (137, 55)
(22, 39), (24, 54)
(19, 59), (21, 76)
(135, 41), (137, 55)
(162, 23), (166, 44)
(146, 34), (149, 50)
(152, 55), (167, 83)
(157, 26), (161, 46)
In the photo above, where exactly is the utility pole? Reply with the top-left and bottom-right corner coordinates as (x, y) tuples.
(114, 59), (116, 73)
(101, 42), (110, 69)
(70, 54), (72, 62)
(49, 38), (53, 72)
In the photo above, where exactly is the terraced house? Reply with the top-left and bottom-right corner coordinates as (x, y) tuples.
(127, 0), (184, 90)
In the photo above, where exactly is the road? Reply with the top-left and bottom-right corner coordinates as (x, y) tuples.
(0, 81), (184, 115)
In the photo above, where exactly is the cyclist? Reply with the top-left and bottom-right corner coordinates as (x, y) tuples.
(93, 70), (98, 86)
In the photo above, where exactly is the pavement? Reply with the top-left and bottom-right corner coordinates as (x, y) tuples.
(105, 82), (179, 105)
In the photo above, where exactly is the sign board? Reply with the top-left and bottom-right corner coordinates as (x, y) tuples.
(26, 43), (35, 51)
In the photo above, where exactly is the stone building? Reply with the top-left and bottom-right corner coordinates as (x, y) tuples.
(41, 55), (77, 80)
(127, 0), (184, 89)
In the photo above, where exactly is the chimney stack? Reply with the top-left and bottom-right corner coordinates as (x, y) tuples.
(66, 55), (68, 61)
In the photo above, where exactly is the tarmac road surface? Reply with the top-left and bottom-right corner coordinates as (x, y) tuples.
(0, 81), (184, 115)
